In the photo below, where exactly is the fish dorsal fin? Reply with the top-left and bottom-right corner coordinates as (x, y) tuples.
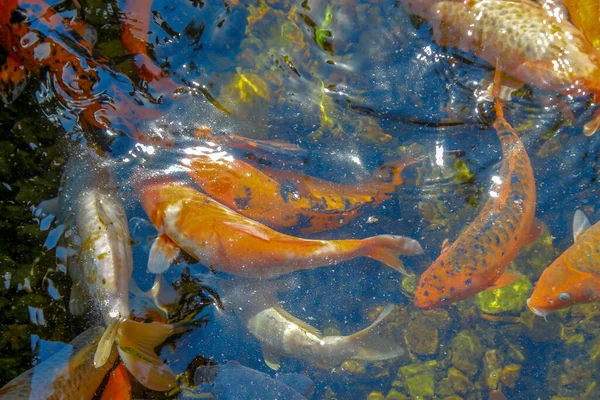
(148, 234), (180, 274)
(441, 238), (451, 254)
(487, 269), (523, 290)
(94, 319), (119, 368)
(223, 221), (271, 241)
(273, 306), (322, 338)
(573, 210), (592, 242)
(261, 345), (281, 371)
(116, 320), (177, 391)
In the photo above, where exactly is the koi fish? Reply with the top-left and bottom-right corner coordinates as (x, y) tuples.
(185, 154), (419, 233)
(527, 210), (600, 317)
(399, 0), (600, 135)
(0, 326), (117, 400)
(100, 363), (132, 400)
(220, 279), (404, 370)
(58, 148), (176, 391)
(135, 177), (423, 278)
(0, 0), (165, 143)
(414, 70), (537, 309)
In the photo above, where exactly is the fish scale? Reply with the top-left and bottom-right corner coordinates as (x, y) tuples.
(404, 0), (600, 94)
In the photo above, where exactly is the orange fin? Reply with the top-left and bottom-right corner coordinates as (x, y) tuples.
(584, 109), (600, 136)
(563, 0), (600, 50)
(117, 320), (177, 391)
(148, 234), (180, 274)
(362, 235), (424, 276)
(223, 221), (271, 241)
(488, 270), (523, 290)
(524, 218), (544, 245)
(101, 362), (132, 400)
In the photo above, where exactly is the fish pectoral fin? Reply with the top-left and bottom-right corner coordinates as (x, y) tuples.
(487, 269), (523, 290)
(261, 346), (281, 371)
(525, 218), (545, 245)
(94, 320), (120, 368)
(573, 210), (592, 242)
(440, 238), (451, 254)
(69, 283), (88, 316)
(273, 306), (322, 338)
(223, 221), (271, 241)
(116, 320), (177, 391)
(148, 234), (180, 274)
(351, 304), (404, 361)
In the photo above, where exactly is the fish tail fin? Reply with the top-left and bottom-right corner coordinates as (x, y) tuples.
(94, 320), (120, 368)
(350, 304), (404, 361)
(116, 320), (177, 392)
(360, 235), (423, 275)
(375, 156), (426, 186)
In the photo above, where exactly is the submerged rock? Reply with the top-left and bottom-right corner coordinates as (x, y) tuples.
(405, 315), (439, 356)
(399, 360), (437, 398)
(450, 330), (483, 376)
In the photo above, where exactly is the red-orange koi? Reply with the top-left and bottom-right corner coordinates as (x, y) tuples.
(100, 363), (133, 400)
(186, 154), (419, 233)
(528, 210), (600, 316)
(0, 0), (164, 143)
(135, 177), (423, 278)
(400, 0), (600, 135)
(414, 69), (537, 309)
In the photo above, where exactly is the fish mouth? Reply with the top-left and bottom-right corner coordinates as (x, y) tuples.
(526, 298), (549, 318)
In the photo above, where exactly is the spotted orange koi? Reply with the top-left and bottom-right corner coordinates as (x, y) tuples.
(135, 177), (424, 278)
(185, 153), (419, 234)
(414, 70), (537, 309)
(400, 0), (600, 135)
(528, 210), (600, 317)
(0, 0), (165, 143)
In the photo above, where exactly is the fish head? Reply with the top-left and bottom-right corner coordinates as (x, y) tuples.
(133, 170), (186, 224)
(527, 256), (600, 316)
(414, 252), (490, 309)
(414, 263), (460, 310)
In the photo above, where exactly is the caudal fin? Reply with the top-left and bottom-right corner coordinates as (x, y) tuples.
(116, 320), (177, 392)
(361, 234), (423, 275)
(351, 304), (404, 361)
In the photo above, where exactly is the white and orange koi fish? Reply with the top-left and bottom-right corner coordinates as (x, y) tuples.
(58, 148), (176, 391)
(135, 177), (423, 278)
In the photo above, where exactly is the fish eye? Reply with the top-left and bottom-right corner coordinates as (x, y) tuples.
(558, 292), (571, 301)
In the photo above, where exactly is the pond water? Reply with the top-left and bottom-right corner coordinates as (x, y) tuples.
(1, 0), (600, 399)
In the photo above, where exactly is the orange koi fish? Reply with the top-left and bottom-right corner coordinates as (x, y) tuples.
(528, 210), (600, 317)
(400, 0), (600, 135)
(414, 70), (537, 309)
(100, 363), (133, 400)
(0, 0), (164, 143)
(0, 326), (117, 400)
(185, 154), (419, 234)
(135, 177), (423, 278)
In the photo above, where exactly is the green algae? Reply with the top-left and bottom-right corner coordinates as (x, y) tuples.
(473, 274), (532, 314)
(399, 360), (438, 398)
